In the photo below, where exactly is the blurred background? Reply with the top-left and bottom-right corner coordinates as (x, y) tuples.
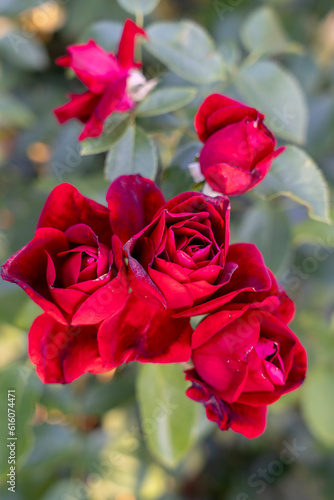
(0, 0), (334, 499)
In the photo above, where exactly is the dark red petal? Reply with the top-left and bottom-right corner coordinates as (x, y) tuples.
(98, 294), (192, 366)
(234, 268), (295, 324)
(94, 76), (130, 124)
(185, 368), (268, 438)
(245, 119), (275, 165)
(193, 349), (249, 402)
(200, 122), (255, 173)
(225, 243), (272, 296)
(56, 54), (71, 67)
(192, 306), (250, 349)
(54, 92), (100, 124)
(37, 183), (112, 247)
(62, 39), (122, 93)
(117, 19), (147, 69)
(203, 163), (254, 196)
(163, 192), (230, 252)
(195, 93), (259, 142)
(206, 106), (258, 139)
(107, 175), (165, 244)
(175, 244), (270, 318)
(64, 224), (98, 246)
(239, 313), (307, 405)
(50, 287), (88, 316)
(1, 228), (69, 322)
(78, 112), (104, 141)
(72, 274), (129, 325)
(75, 77), (130, 141)
(228, 402), (267, 438)
(28, 313), (113, 384)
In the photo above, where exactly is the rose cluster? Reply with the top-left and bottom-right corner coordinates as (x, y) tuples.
(1, 20), (307, 439)
(2, 174), (306, 438)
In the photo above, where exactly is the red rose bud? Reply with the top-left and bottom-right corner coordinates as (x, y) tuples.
(195, 94), (285, 196)
(54, 19), (147, 141)
(185, 291), (307, 438)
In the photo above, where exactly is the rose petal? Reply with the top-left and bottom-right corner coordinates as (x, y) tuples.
(107, 174), (165, 245)
(54, 91), (100, 124)
(1, 228), (69, 323)
(117, 19), (147, 69)
(57, 39), (122, 93)
(28, 313), (113, 384)
(194, 93), (259, 141)
(72, 274), (129, 325)
(37, 183), (111, 247)
(98, 294), (192, 365)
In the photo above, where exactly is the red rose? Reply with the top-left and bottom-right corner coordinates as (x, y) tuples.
(1, 183), (128, 326)
(185, 280), (307, 438)
(54, 19), (147, 141)
(108, 175), (273, 315)
(123, 189), (235, 311)
(1, 182), (132, 383)
(195, 94), (285, 196)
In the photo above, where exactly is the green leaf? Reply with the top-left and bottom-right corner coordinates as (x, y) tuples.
(79, 21), (123, 52)
(136, 87), (197, 117)
(0, 93), (35, 128)
(234, 59), (308, 144)
(136, 364), (207, 468)
(241, 7), (302, 56)
(171, 141), (201, 169)
(301, 368), (334, 447)
(80, 114), (132, 156)
(237, 203), (291, 273)
(161, 166), (193, 200)
(255, 146), (331, 224)
(292, 213), (334, 247)
(0, 29), (49, 71)
(218, 40), (242, 72)
(116, 0), (161, 16)
(39, 479), (89, 500)
(105, 125), (157, 181)
(145, 21), (225, 84)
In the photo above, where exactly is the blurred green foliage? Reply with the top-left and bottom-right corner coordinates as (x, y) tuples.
(0, 0), (334, 499)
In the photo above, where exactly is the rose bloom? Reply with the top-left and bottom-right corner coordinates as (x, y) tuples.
(54, 19), (149, 140)
(1, 183), (128, 383)
(195, 94), (285, 196)
(120, 181), (273, 316)
(185, 276), (307, 438)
